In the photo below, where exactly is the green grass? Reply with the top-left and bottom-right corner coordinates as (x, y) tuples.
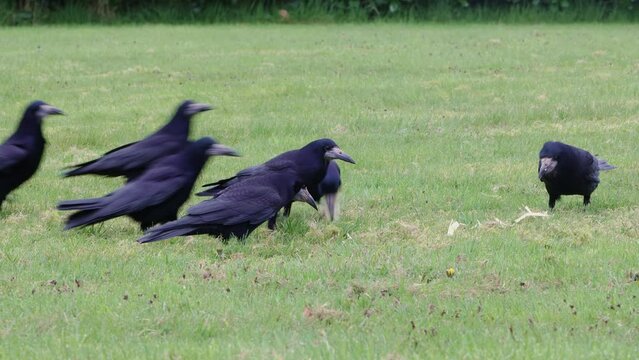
(1, 24), (638, 358)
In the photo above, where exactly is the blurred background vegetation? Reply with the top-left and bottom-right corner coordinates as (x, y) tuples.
(1, 0), (637, 24)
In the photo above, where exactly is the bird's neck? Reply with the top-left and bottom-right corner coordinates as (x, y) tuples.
(16, 117), (44, 138)
(158, 116), (189, 136)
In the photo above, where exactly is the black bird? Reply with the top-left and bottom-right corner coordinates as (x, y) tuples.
(63, 100), (212, 180)
(310, 160), (341, 221)
(0, 101), (64, 210)
(58, 137), (238, 230)
(538, 141), (615, 209)
(137, 164), (318, 244)
(197, 138), (355, 227)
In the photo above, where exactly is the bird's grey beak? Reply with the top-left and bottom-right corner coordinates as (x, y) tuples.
(294, 187), (318, 210)
(39, 105), (65, 117)
(206, 143), (240, 157)
(186, 103), (214, 115)
(325, 146), (355, 164)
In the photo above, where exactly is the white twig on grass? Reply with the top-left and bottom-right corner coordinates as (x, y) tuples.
(476, 217), (509, 228)
(514, 206), (549, 223)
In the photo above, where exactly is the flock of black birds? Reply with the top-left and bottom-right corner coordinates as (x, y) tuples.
(0, 100), (355, 243)
(1, 101), (616, 244)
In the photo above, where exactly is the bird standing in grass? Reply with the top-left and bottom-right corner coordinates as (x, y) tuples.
(198, 138), (355, 228)
(0, 101), (64, 210)
(538, 141), (615, 209)
(63, 100), (213, 180)
(58, 137), (238, 230)
(138, 164), (317, 243)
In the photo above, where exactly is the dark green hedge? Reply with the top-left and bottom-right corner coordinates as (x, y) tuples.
(3, 0), (637, 24)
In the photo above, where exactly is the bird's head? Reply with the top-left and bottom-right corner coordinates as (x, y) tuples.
(538, 141), (566, 181)
(25, 100), (64, 120)
(177, 100), (214, 117)
(304, 138), (356, 164)
(538, 157), (558, 181)
(192, 137), (239, 158)
(293, 186), (318, 210)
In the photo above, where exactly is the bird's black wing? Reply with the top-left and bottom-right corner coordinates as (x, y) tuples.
(0, 142), (29, 174)
(64, 134), (183, 178)
(189, 182), (284, 226)
(100, 164), (193, 213)
(65, 140), (138, 169)
(198, 158), (297, 197)
(138, 178), (285, 243)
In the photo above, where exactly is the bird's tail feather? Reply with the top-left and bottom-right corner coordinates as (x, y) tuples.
(57, 197), (103, 211)
(195, 187), (217, 197)
(597, 157), (616, 171)
(64, 209), (102, 230)
(62, 159), (99, 177)
(137, 220), (194, 244)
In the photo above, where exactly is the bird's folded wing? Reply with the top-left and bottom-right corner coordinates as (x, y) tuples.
(113, 170), (190, 209)
(0, 143), (29, 173)
(188, 185), (282, 226)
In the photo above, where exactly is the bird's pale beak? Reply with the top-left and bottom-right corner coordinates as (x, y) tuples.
(294, 187), (318, 210)
(325, 146), (355, 164)
(206, 143), (240, 157)
(41, 105), (65, 116)
(187, 102), (214, 114)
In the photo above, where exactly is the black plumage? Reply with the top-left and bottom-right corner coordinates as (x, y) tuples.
(310, 160), (341, 221)
(538, 141), (615, 209)
(63, 100), (212, 180)
(0, 101), (64, 210)
(197, 138), (354, 227)
(58, 137), (238, 230)
(137, 164), (317, 243)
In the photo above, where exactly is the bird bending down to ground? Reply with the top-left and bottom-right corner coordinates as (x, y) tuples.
(63, 100), (213, 180)
(137, 163), (318, 244)
(197, 138), (355, 228)
(0, 101), (64, 210)
(538, 141), (615, 209)
(58, 137), (238, 230)
(310, 160), (341, 221)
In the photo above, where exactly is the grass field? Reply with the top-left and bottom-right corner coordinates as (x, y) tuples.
(1, 24), (638, 358)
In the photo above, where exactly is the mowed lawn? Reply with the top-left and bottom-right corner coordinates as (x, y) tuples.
(1, 24), (638, 358)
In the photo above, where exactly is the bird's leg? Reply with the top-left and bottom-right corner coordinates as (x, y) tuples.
(283, 202), (292, 217)
(548, 195), (558, 209)
(267, 213), (278, 230)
